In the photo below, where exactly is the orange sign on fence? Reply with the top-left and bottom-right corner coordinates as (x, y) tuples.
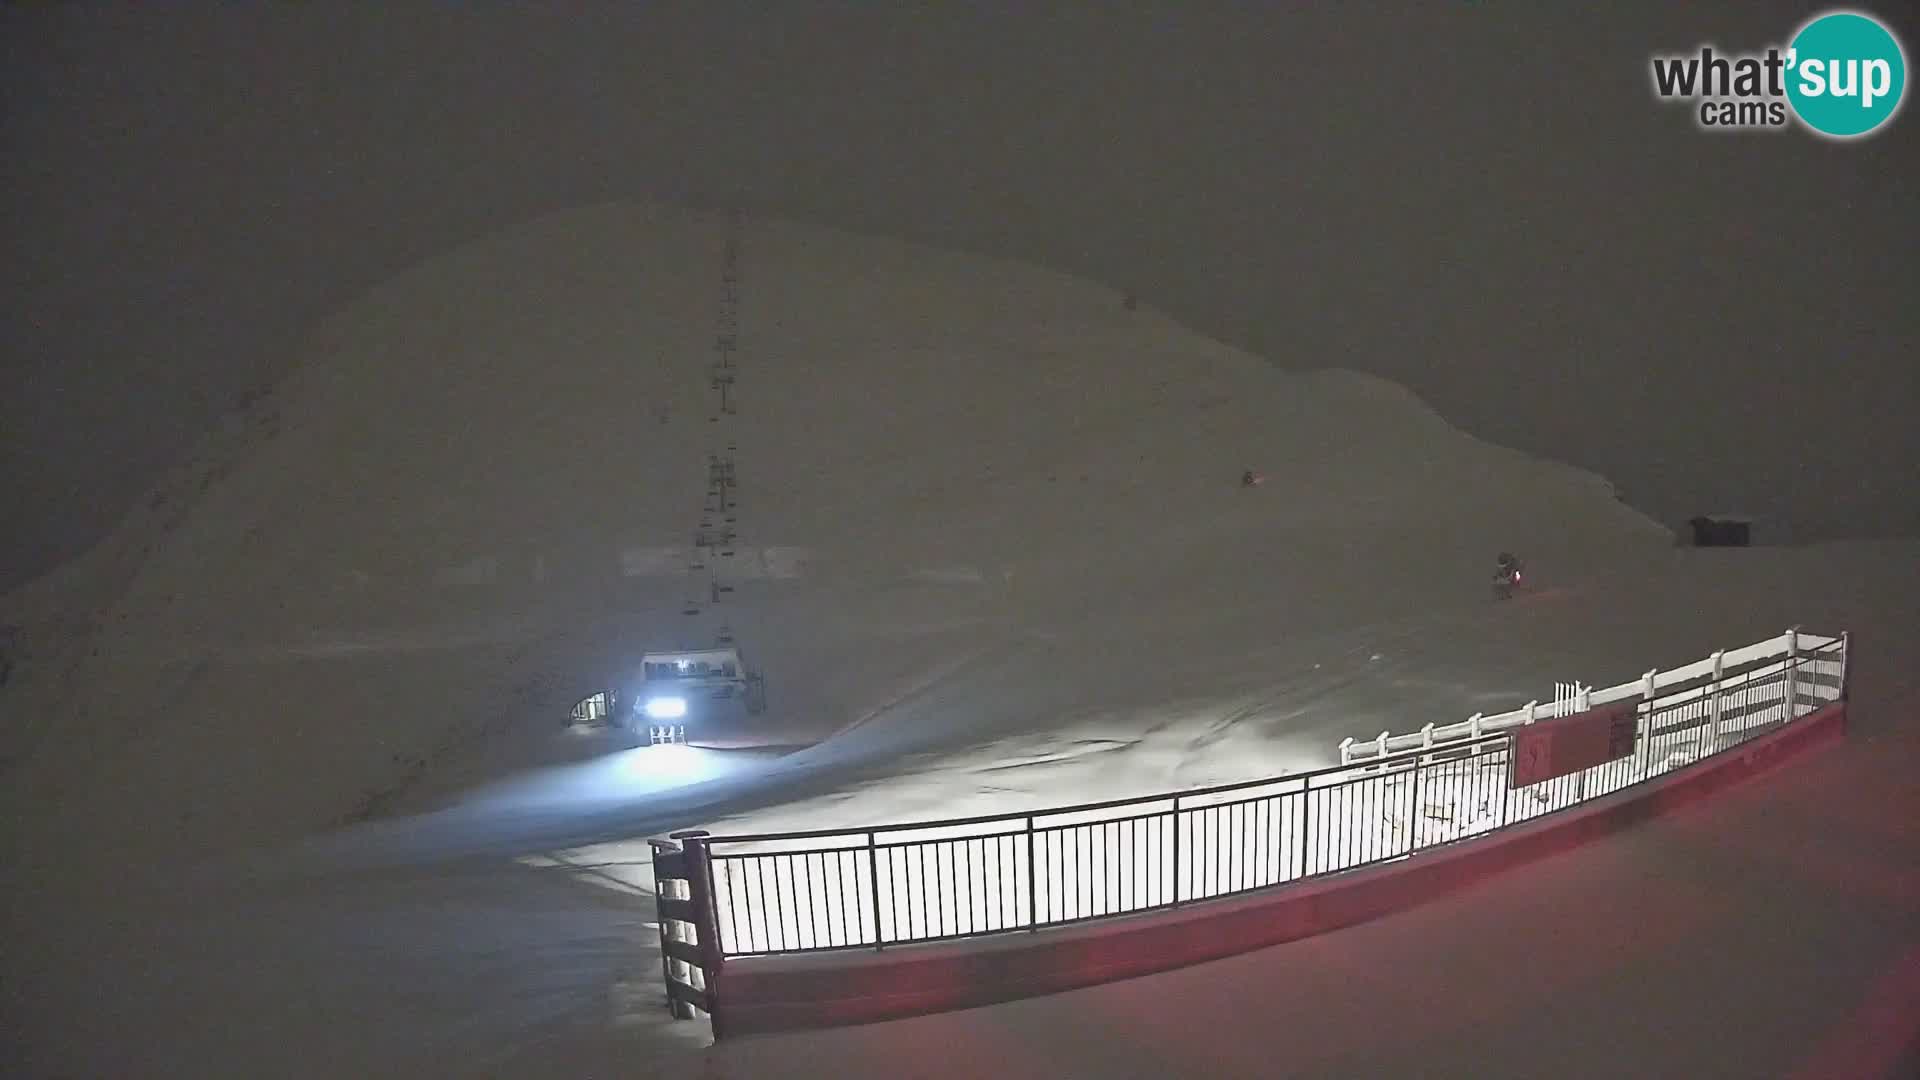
(1509, 700), (1639, 788)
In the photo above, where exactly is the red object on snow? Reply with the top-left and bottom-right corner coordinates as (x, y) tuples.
(1509, 701), (1638, 788)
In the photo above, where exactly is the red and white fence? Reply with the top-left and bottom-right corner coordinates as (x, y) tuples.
(651, 627), (1847, 1033)
(1341, 628), (1843, 766)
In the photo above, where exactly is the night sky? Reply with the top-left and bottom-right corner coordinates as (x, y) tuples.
(4, 2), (1915, 591)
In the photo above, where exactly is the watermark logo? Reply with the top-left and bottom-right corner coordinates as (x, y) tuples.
(1651, 9), (1907, 139)
(1787, 11), (1906, 136)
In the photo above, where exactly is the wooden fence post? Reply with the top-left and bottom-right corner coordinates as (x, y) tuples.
(647, 838), (695, 1020)
(1707, 650), (1726, 749)
(1782, 626), (1799, 723)
(680, 830), (725, 1037)
(1638, 668), (1657, 773)
(1839, 630), (1851, 702)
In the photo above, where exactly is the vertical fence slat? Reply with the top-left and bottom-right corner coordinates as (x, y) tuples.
(866, 833), (881, 949)
(1027, 819), (1040, 928)
(1171, 798), (1183, 906)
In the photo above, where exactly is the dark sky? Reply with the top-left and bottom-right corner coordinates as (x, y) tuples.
(5, 3), (1916, 591)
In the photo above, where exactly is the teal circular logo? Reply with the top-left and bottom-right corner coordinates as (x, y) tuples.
(1786, 11), (1907, 138)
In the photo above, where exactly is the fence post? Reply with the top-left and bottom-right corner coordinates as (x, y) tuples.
(671, 829), (726, 1039)
(1839, 630), (1851, 702)
(1468, 713), (1483, 757)
(1524, 700), (1538, 725)
(1781, 627), (1799, 723)
(1707, 650), (1726, 750)
(1299, 780), (1313, 879)
(1409, 749), (1425, 852)
(1497, 735), (1512, 826)
(1339, 737), (1354, 766)
(1025, 818), (1039, 927)
(867, 831), (883, 949)
(1170, 798), (1183, 906)
(1638, 668), (1657, 773)
(648, 838), (694, 1020)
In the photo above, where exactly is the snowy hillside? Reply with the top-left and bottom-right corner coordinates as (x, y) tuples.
(0, 201), (1677, 880)
(6, 202), (1917, 1079)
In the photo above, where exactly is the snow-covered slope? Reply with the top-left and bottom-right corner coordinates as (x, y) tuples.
(7, 201), (1917, 1080)
(1, 201), (1668, 882)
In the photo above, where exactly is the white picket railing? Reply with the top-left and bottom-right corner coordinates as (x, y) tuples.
(1339, 627), (1844, 765)
(668, 628), (1847, 963)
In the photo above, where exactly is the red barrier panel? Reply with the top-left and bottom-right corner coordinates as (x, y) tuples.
(1510, 700), (1638, 787)
(718, 702), (1847, 1036)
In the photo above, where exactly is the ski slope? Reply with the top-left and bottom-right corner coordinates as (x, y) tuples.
(3, 202), (1912, 1078)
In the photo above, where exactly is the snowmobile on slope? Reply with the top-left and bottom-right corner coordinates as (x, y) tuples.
(1491, 552), (1525, 601)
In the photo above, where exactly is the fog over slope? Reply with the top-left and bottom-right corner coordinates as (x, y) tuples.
(0, 203), (1669, 879)
(5, 202), (1913, 1080)
(5, 3), (1916, 595)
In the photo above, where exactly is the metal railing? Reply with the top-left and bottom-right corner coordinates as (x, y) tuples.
(1340, 628), (1837, 765)
(668, 630), (1845, 963)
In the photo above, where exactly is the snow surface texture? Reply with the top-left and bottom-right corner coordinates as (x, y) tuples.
(3, 202), (1913, 1078)
(0, 201), (1670, 875)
